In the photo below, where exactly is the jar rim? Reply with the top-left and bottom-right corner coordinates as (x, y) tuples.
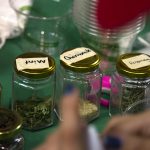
(116, 53), (150, 78)
(14, 52), (55, 79)
(60, 47), (101, 73)
(0, 108), (22, 140)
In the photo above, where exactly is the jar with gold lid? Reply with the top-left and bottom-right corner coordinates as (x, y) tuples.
(60, 47), (102, 122)
(110, 53), (150, 116)
(0, 107), (24, 150)
(12, 52), (55, 130)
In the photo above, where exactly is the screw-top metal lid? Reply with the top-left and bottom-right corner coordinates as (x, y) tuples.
(117, 53), (150, 78)
(14, 52), (55, 79)
(0, 108), (22, 140)
(60, 47), (101, 73)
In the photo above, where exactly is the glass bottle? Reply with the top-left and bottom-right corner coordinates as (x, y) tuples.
(110, 53), (150, 116)
(60, 47), (102, 122)
(0, 108), (24, 150)
(12, 52), (55, 130)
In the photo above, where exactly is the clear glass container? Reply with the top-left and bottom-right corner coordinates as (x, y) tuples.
(73, 0), (145, 74)
(12, 52), (55, 130)
(110, 53), (150, 116)
(9, 0), (72, 57)
(60, 47), (102, 122)
(0, 108), (24, 150)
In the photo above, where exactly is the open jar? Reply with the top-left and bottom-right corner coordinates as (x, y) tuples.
(60, 47), (102, 122)
(110, 53), (150, 116)
(12, 52), (55, 130)
(0, 108), (24, 150)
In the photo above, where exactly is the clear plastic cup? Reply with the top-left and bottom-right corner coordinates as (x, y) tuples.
(10, 0), (72, 58)
(73, 0), (145, 74)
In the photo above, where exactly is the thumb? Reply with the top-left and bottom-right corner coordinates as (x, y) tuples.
(60, 89), (81, 132)
(59, 89), (87, 150)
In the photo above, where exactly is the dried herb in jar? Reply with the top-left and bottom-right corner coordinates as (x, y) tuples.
(79, 100), (99, 121)
(110, 53), (150, 116)
(15, 96), (53, 130)
(121, 87), (145, 112)
(0, 108), (24, 150)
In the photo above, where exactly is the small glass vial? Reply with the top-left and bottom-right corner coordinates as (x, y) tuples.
(0, 108), (24, 150)
(60, 47), (102, 122)
(12, 52), (55, 130)
(110, 53), (150, 116)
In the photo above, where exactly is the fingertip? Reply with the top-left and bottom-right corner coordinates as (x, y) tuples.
(61, 88), (79, 110)
(60, 89), (81, 130)
(63, 84), (75, 95)
(61, 90), (80, 116)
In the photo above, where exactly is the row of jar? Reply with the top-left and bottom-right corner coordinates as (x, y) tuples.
(1, 47), (100, 150)
(5, 47), (150, 131)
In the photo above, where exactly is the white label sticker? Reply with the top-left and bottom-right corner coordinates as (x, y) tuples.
(122, 54), (150, 69)
(16, 57), (49, 70)
(60, 47), (96, 65)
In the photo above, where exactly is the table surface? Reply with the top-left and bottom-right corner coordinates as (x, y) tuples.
(1, 1), (150, 149)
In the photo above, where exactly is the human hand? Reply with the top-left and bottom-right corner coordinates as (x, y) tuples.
(35, 90), (87, 150)
(103, 111), (150, 150)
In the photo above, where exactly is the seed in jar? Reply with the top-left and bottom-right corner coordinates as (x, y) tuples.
(79, 101), (98, 120)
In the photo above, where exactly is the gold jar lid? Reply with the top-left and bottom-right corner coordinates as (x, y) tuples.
(60, 47), (101, 73)
(14, 52), (55, 79)
(0, 108), (22, 140)
(117, 53), (150, 78)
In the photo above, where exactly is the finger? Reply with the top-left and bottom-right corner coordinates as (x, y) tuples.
(46, 131), (60, 144)
(103, 115), (134, 136)
(104, 134), (150, 150)
(60, 89), (81, 131)
(35, 132), (61, 150)
(60, 89), (87, 150)
(34, 145), (47, 150)
(103, 115), (128, 135)
(104, 111), (150, 136)
(122, 135), (150, 150)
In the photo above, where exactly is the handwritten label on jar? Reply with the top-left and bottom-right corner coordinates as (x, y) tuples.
(122, 54), (150, 69)
(16, 57), (49, 70)
(60, 47), (96, 65)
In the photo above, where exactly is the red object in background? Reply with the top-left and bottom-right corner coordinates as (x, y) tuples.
(96, 0), (150, 29)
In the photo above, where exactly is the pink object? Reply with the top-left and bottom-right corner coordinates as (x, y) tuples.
(102, 75), (111, 92)
(96, 0), (150, 29)
(90, 79), (100, 93)
(100, 98), (109, 107)
(90, 75), (111, 93)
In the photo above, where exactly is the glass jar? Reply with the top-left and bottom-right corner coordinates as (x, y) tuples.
(60, 47), (102, 122)
(0, 108), (24, 150)
(110, 53), (150, 116)
(12, 52), (55, 130)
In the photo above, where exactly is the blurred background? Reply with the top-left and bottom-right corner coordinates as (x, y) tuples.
(0, 0), (150, 149)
